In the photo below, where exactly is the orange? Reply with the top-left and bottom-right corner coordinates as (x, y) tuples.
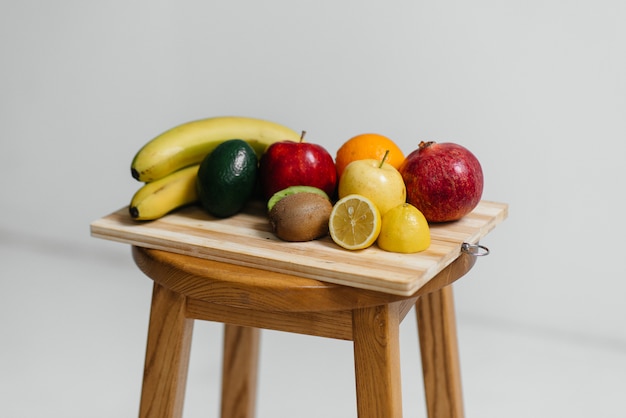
(335, 133), (405, 178)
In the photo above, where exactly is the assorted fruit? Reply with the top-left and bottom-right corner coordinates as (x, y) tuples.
(129, 116), (300, 220)
(127, 115), (485, 254)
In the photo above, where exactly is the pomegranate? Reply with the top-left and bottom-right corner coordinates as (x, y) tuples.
(399, 141), (483, 222)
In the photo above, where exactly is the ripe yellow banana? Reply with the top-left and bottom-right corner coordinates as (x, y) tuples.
(131, 116), (301, 182)
(129, 164), (200, 221)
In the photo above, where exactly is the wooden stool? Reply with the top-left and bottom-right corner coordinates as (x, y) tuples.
(131, 245), (477, 418)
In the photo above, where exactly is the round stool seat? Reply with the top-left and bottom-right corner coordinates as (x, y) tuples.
(133, 246), (407, 312)
(132, 246), (476, 313)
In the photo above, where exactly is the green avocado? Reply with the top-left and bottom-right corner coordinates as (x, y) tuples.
(196, 139), (258, 218)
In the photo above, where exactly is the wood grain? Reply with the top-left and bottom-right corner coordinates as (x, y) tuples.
(139, 283), (193, 418)
(91, 200), (508, 296)
(353, 302), (404, 418)
(221, 325), (260, 418)
(416, 286), (464, 418)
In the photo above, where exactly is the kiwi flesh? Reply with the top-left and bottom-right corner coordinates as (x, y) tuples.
(268, 192), (333, 242)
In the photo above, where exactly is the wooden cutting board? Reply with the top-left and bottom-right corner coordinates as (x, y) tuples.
(91, 200), (508, 296)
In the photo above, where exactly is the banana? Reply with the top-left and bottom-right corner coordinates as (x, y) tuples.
(131, 116), (301, 182)
(129, 164), (200, 221)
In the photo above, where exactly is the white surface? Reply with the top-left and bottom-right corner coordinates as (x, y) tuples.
(1, 1), (625, 416)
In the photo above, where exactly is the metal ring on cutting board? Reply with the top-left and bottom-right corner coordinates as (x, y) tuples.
(461, 242), (490, 257)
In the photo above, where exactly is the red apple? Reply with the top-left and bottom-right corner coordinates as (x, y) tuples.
(399, 141), (483, 222)
(258, 132), (337, 200)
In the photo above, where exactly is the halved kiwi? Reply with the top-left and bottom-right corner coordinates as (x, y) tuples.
(267, 185), (329, 212)
(268, 192), (333, 242)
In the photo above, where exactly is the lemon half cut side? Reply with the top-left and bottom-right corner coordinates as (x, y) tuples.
(329, 194), (381, 250)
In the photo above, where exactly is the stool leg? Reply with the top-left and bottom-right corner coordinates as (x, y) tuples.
(415, 286), (464, 418)
(353, 303), (403, 418)
(220, 325), (260, 418)
(139, 283), (194, 418)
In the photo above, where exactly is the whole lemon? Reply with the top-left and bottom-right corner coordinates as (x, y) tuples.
(377, 203), (431, 253)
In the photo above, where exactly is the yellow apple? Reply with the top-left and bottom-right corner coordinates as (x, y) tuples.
(338, 158), (406, 215)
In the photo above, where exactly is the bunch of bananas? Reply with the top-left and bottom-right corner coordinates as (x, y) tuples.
(129, 116), (300, 220)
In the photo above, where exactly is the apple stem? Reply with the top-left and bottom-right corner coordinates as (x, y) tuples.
(300, 131), (307, 143)
(379, 150), (390, 168)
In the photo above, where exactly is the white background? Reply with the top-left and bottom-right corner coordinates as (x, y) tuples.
(1, 1), (625, 417)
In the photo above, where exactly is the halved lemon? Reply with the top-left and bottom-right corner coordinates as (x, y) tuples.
(329, 194), (381, 250)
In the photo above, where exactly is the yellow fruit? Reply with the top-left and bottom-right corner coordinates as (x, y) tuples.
(338, 158), (406, 216)
(329, 194), (381, 250)
(377, 203), (431, 253)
